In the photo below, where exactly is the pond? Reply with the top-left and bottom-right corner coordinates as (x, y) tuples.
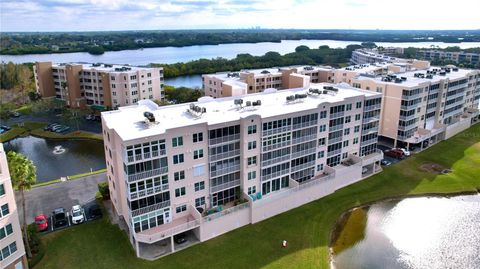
(3, 136), (106, 183)
(331, 194), (480, 269)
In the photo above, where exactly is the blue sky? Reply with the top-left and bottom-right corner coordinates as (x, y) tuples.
(1, 0), (479, 32)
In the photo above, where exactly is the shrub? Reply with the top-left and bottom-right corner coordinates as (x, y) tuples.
(27, 223), (46, 268)
(98, 182), (110, 200)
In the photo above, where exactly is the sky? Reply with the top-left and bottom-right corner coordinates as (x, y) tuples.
(1, 0), (479, 32)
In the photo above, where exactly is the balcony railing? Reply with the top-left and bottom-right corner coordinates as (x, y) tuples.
(126, 149), (166, 163)
(203, 202), (250, 222)
(262, 141), (291, 152)
(362, 126), (379, 134)
(129, 184), (169, 200)
(328, 136), (343, 145)
(327, 148), (342, 157)
(209, 134), (240, 146)
(291, 161), (316, 173)
(399, 114), (416, 121)
(292, 134), (317, 145)
(209, 150), (240, 162)
(364, 104), (381, 112)
(292, 120), (318, 130)
(262, 154), (291, 167)
(131, 200), (171, 217)
(126, 167), (168, 182)
(361, 138), (378, 146)
(330, 111), (345, 119)
(362, 116), (380, 123)
(290, 147), (316, 159)
(210, 179), (241, 193)
(261, 169), (290, 182)
(209, 164), (240, 178)
(135, 218), (200, 243)
(329, 124), (344, 132)
(262, 126), (291, 137)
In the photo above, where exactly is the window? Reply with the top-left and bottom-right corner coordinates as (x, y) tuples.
(193, 132), (203, 143)
(346, 103), (352, 111)
(345, 116), (351, 123)
(176, 205), (187, 213)
(343, 140), (349, 147)
(354, 126), (360, 133)
(175, 187), (186, 197)
(195, 197), (205, 207)
(0, 184), (4, 196)
(353, 137), (359, 144)
(174, 171), (185, 181)
(319, 124), (326, 132)
(318, 151), (325, 158)
(248, 171), (256, 180)
(318, 138), (326, 146)
(248, 125), (257, 134)
(0, 203), (9, 218)
(172, 136), (183, 147)
(355, 114), (361, 121)
(193, 149), (204, 159)
(173, 154), (184, 164)
(344, 128), (350, 135)
(317, 164), (324, 171)
(193, 164), (205, 177)
(248, 141), (257, 150)
(356, 102), (362, 109)
(194, 181), (205, 192)
(247, 156), (257, 166)
(320, 111), (327, 119)
(248, 186), (256, 195)
(0, 223), (13, 240)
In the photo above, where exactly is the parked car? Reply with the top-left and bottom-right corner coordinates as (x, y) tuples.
(34, 214), (49, 231)
(10, 111), (21, 117)
(174, 233), (187, 244)
(0, 125), (11, 131)
(52, 208), (68, 227)
(85, 114), (94, 120)
(396, 148), (411, 156)
(87, 204), (102, 220)
(55, 126), (70, 133)
(384, 149), (405, 159)
(51, 125), (64, 132)
(381, 160), (392, 166)
(71, 205), (85, 224)
(44, 123), (60, 131)
(362, 167), (368, 174)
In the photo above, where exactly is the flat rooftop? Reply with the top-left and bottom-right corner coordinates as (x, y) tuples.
(203, 65), (332, 80)
(102, 83), (380, 142)
(355, 66), (475, 87)
(52, 63), (156, 73)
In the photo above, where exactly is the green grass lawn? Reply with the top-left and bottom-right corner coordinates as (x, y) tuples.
(34, 124), (480, 269)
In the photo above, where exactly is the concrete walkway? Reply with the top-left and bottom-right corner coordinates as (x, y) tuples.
(15, 172), (107, 224)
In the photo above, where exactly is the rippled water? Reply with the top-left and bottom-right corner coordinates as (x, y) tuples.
(4, 136), (105, 182)
(333, 195), (480, 269)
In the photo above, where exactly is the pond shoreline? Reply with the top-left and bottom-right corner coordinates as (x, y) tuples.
(328, 190), (480, 268)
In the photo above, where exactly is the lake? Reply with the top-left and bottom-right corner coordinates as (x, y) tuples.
(164, 75), (203, 89)
(332, 194), (480, 269)
(3, 136), (106, 182)
(2, 39), (480, 66)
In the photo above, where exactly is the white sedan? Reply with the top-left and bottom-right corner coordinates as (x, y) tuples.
(71, 205), (85, 224)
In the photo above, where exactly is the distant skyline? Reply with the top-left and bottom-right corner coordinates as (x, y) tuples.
(1, 0), (479, 32)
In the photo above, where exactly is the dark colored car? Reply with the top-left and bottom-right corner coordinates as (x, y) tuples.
(384, 149), (405, 159)
(52, 208), (68, 227)
(88, 204), (102, 220)
(174, 233), (187, 244)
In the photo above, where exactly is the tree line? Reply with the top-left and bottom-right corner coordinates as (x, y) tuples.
(154, 44), (362, 78)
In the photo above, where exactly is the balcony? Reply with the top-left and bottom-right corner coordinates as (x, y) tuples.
(126, 167), (168, 182)
(210, 179), (241, 193)
(362, 116), (379, 124)
(290, 147), (316, 159)
(261, 168), (290, 182)
(329, 124), (344, 132)
(327, 148), (342, 157)
(135, 214), (200, 244)
(292, 134), (317, 145)
(399, 114), (416, 121)
(262, 141), (291, 152)
(362, 126), (379, 134)
(209, 149), (240, 162)
(262, 126), (291, 137)
(131, 200), (171, 217)
(330, 111), (345, 119)
(364, 104), (381, 112)
(209, 164), (240, 178)
(291, 161), (316, 173)
(129, 184), (169, 200)
(292, 121), (318, 130)
(360, 138), (378, 146)
(126, 149), (167, 163)
(209, 134), (240, 146)
(328, 136), (343, 145)
(262, 154), (291, 167)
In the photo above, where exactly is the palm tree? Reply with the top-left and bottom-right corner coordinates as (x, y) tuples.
(7, 151), (36, 258)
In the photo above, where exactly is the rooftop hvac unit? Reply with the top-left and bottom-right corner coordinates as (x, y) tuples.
(234, 99), (243, 106)
(252, 100), (262, 106)
(246, 101), (252, 106)
(286, 95), (296, 102)
(144, 111), (156, 123)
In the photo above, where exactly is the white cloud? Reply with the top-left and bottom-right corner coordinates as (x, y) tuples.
(0, 0), (479, 31)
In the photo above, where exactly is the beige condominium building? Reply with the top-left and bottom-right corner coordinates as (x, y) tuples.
(351, 48), (429, 68)
(350, 65), (480, 149)
(0, 144), (28, 269)
(34, 62), (164, 110)
(101, 83), (383, 260)
(202, 65), (333, 98)
(417, 50), (480, 66)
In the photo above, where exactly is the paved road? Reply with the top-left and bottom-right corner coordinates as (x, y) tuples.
(15, 172), (107, 224)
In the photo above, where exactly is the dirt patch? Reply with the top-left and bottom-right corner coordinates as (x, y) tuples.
(418, 163), (448, 174)
(330, 207), (368, 254)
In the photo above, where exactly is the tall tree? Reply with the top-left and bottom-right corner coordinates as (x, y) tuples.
(7, 151), (37, 258)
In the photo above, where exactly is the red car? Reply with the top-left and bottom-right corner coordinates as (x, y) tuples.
(384, 149), (405, 159)
(35, 214), (49, 231)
